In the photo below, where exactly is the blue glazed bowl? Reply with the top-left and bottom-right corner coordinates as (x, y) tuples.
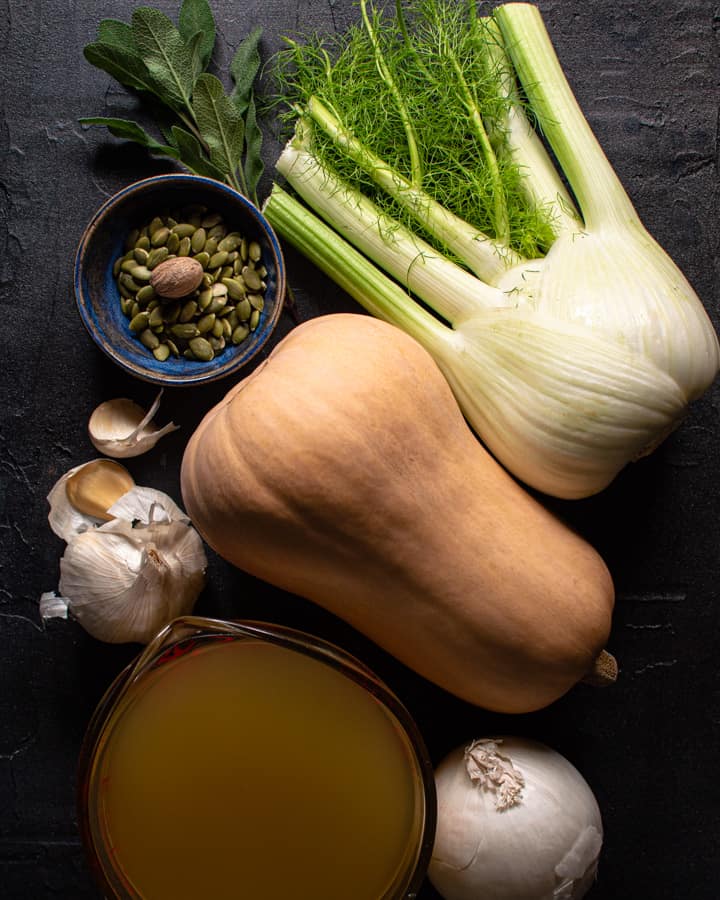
(75, 174), (286, 386)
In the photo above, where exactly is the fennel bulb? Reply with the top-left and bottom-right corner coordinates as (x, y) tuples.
(266, 1), (720, 498)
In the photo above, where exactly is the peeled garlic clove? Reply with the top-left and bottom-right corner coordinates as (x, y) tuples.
(48, 459), (135, 542)
(88, 389), (179, 458)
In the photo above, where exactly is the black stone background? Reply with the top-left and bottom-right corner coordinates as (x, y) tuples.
(1, 0), (719, 897)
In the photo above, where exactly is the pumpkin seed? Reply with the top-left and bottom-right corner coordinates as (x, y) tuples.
(197, 313), (216, 334)
(242, 266), (263, 291)
(191, 227), (207, 253)
(120, 296), (134, 316)
(130, 265), (152, 282)
(208, 223), (227, 241)
(166, 339), (180, 356)
(120, 258), (138, 274)
(148, 306), (164, 328)
(150, 226), (170, 247)
(179, 300), (198, 323)
(136, 284), (156, 304)
(211, 318), (225, 339)
(222, 277), (246, 301)
(249, 309), (260, 331)
(153, 343), (171, 362)
(171, 323), (200, 340)
(221, 317), (232, 339)
(189, 337), (214, 361)
(177, 236), (192, 256)
(171, 222), (196, 238)
(133, 247), (149, 265)
(208, 250), (229, 269)
(134, 235), (151, 251)
(248, 293), (265, 312)
(130, 301), (141, 319)
(232, 324), (250, 344)
(198, 287), (214, 311)
(249, 241), (262, 262)
(201, 211), (223, 228)
(129, 311), (150, 332)
(237, 298), (252, 321)
(166, 231), (180, 254)
(140, 328), (160, 349)
(193, 251), (210, 269)
(147, 247), (170, 269)
(148, 216), (165, 235)
(218, 232), (243, 253)
(204, 238), (218, 257)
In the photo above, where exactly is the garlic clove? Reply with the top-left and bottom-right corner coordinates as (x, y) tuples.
(88, 389), (179, 458)
(48, 459), (135, 542)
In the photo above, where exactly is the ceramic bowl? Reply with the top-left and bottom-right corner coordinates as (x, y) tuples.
(74, 174), (286, 386)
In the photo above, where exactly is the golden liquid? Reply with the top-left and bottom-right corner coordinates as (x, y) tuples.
(91, 639), (423, 899)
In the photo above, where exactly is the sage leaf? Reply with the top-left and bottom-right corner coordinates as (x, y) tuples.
(186, 31), (206, 84)
(230, 26), (262, 115)
(192, 73), (244, 181)
(97, 19), (137, 49)
(178, 0), (215, 71)
(170, 126), (226, 180)
(243, 94), (264, 204)
(131, 7), (195, 112)
(79, 117), (180, 158)
(84, 40), (156, 94)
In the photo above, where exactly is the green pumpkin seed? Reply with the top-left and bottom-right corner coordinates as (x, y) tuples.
(171, 323), (200, 340)
(197, 313), (216, 334)
(153, 343), (171, 362)
(120, 258), (138, 274)
(207, 296), (227, 316)
(129, 311), (150, 332)
(171, 223), (196, 239)
(125, 228), (140, 250)
(208, 250), (228, 269)
(189, 337), (214, 361)
(198, 287), (214, 311)
(133, 247), (149, 265)
(232, 324), (250, 344)
(220, 265), (234, 279)
(202, 272), (214, 288)
(120, 296), (134, 316)
(148, 216), (165, 235)
(249, 309), (260, 331)
(148, 306), (164, 328)
(221, 317), (232, 338)
(248, 293), (265, 312)
(130, 301), (141, 319)
(150, 226), (170, 247)
(193, 251), (210, 269)
(201, 212), (223, 228)
(204, 238), (218, 257)
(136, 284), (156, 304)
(130, 265), (152, 282)
(237, 298), (252, 321)
(166, 232), (180, 254)
(211, 318), (225, 338)
(179, 300), (198, 323)
(242, 266), (263, 291)
(177, 236), (192, 257)
(120, 273), (142, 293)
(191, 227), (207, 253)
(218, 232), (243, 253)
(166, 339), (180, 356)
(134, 235), (151, 251)
(207, 223), (227, 241)
(249, 241), (262, 262)
(140, 328), (160, 350)
(222, 277), (246, 301)
(208, 335), (226, 352)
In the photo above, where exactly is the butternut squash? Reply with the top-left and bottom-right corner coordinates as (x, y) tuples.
(181, 314), (615, 713)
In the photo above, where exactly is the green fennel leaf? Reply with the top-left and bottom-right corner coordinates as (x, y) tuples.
(230, 26), (263, 115)
(170, 125), (227, 180)
(178, 0), (215, 71)
(243, 94), (264, 203)
(79, 117), (180, 158)
(192, 73), (245, 183)
(131, 7), (195, 113)
(83, 40), (157, 94)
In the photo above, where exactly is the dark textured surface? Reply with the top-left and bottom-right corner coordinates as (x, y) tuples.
(1, 1), (719, 897)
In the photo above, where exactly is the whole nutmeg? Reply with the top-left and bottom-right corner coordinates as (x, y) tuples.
(150, 257), (204, 299)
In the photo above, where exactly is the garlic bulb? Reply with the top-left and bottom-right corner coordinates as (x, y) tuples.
(88, 389), (179, 458)
(42, 466), (207, 644)
(429, 737), (603, 900)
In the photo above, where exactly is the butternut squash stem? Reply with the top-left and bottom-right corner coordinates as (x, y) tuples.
(582, 649), (618, 687)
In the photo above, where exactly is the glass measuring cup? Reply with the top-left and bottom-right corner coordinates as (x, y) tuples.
(77, 616), (436, 899)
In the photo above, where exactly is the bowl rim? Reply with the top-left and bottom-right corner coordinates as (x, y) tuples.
(74, 173), (286, 387)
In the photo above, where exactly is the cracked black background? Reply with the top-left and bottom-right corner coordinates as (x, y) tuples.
(1, 1), (719, 897)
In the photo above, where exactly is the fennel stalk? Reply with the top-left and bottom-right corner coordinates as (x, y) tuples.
(266, 1), (719, 499)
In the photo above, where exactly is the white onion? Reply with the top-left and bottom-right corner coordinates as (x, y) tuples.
(429, 737), (603, 900)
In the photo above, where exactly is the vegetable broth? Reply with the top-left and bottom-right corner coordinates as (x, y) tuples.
(89, 638), (424, 899)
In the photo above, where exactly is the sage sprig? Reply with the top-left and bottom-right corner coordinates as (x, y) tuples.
(81, 0), (264, 203)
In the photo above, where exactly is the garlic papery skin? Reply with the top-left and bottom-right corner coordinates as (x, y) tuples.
(429, 737), (603, 900)
(88, 390), (179, 458)
(48, 460), (135, 542)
